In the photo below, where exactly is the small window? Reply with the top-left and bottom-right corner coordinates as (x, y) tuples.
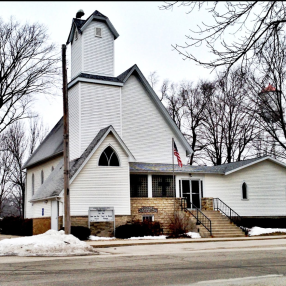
(242, 182), (247, 199)
(51, 166), (54, 172)
(95, 27), (102, 37)
(99, 146), (119, 166)
(41, 170), (44, 184)
(142, 215), (154, 222)
(75, 30), (78, 41)
(32, 174), (35, 196)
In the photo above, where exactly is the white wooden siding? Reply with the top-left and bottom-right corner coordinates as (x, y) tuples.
(121, 75), (187, 164)
(80, 83), (121, 154)
(32, 201), (51, 218)
(82, 21), (114, 76)
(25, 156), (62, 219)
(71, 31), (82, 79)
(70, 133), (130, 216)
(69, 84), (80, 160)
(204, 160), (286, 216)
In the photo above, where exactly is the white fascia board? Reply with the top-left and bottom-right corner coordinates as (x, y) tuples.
(69, 126), (135, 185)
(68, 77), (123, 89)
(224, 156), (286, 175)
(129, 66), (193, 155)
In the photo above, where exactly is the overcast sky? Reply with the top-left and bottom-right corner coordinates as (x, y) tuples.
(0, 1), (214, 130)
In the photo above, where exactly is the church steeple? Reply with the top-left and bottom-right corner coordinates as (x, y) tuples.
(67, 10), (119, 79)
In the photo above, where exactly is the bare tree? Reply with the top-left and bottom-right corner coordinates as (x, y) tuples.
(160, 2), (286, 72)
(148, 71), (159, 89)
(0, 17), (60, 134)
(0, 145), (13, 217)
(0, 118), (48, 218)
(246, 35), (286, 160)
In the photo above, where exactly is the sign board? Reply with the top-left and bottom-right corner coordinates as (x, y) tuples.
(88, 207), (115, 235)
(138, 206), (158, 213)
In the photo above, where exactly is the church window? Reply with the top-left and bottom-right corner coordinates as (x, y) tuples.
(152, 175), (174, 197)
(98, 146), (119, 166)
(242, 182), (248, 199)
(142, 215), (154, 222)
(130, 175), (148, 197)
(75, 30), (78, 40)
(32, 174), (35, 196)
(41, 170), (44, 184)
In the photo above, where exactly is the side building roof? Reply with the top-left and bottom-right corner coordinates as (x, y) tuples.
(23, 118), (63, 169)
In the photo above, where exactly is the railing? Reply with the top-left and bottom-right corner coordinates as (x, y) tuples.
(213, 198), (244, 229)
(180, 197), (212, 236)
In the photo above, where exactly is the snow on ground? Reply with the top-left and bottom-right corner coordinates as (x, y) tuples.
(129, 235), (167, 240)
(248, 227), (286, 236)
(0, 230), (97, 256)
(89, 235), (116, 241)
(185, 232), (201, 239)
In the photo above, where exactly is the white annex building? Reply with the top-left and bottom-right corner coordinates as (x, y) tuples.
(24, 10), (286, 237)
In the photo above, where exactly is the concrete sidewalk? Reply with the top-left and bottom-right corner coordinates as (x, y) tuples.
(86, 234), (286, 248)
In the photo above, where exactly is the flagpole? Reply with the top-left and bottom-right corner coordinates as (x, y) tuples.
(172, 138), (176, 216)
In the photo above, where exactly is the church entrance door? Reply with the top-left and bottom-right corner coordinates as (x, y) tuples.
(181, 180), (201, 209)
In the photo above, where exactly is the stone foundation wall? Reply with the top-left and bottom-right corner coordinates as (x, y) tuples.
(130, 198), (181, 234)
(33, 217), (51, 235)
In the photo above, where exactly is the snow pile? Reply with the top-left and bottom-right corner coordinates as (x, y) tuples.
(0, 230), (97, 256)
(129, 235), (167, 240)
(185, 232), (201, 239)
(248, 227), (286, 236)
(89, 235), (115, 241)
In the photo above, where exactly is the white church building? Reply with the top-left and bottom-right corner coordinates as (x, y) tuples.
(23, 10), (286, 237)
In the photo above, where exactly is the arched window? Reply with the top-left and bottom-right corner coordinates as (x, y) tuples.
(242, 182), (247, 199)
(98, 146), (119, 166)
(41, 170), (44, 184)
(32, 174), (35, 196)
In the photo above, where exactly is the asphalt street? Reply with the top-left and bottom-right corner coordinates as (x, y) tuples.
(1, 238), (286, 286)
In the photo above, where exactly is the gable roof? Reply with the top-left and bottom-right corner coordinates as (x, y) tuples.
(23, 118), (63, 169)
(67, 10), (119, 44)
(30, 125), (135, 202)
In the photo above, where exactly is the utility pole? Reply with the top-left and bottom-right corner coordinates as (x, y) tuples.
(62, 44), (71, 234)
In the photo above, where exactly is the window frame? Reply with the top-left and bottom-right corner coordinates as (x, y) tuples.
(98, 145), (120, 167)
(241, 182), (248, 200)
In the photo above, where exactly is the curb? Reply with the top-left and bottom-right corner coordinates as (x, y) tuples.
(88, 235), (286, 248)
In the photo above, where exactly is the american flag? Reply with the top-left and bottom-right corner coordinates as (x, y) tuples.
(174, 141), (183, 167)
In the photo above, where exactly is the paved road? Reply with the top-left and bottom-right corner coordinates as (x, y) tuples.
(1, 239), (286, 285)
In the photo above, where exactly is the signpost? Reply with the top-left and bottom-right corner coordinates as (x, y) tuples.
(88, 207), (115, 236)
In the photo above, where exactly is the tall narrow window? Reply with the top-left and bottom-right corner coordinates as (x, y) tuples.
(98, 146), (119, 166)
(32, 174), (35, 196)
(242, 182), (247, 199)
(41, 170), (44, 184)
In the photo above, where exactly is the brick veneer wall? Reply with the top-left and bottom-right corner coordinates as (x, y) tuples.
(33, 217), (51, 235)
(130, 198), (181, 234)
(201, 197), (214, 211)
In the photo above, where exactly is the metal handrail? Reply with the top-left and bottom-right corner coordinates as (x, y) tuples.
(180, 197), (212, 236)
(213, 198), (243, 228)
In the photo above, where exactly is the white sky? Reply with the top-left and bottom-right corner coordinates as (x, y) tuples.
(0, 1), (214, 130)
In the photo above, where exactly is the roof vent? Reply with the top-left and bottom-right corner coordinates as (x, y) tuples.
(76, 9), (85, 19)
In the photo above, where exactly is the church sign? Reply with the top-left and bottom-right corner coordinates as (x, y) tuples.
(138, 206), (158, 213)
(88, 207), (114, 223)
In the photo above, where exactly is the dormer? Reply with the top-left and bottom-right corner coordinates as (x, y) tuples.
(67, 10), (119, 79)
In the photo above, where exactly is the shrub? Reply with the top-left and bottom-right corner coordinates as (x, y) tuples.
(0, 216), (33, 236)
(168, 211), (195, 238)
(60, 226), (91, 240)
(115, 220), (163, 239)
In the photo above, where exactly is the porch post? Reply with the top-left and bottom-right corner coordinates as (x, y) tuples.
(148, 174), (152, 198)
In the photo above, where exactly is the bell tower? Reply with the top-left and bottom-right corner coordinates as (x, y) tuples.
(67, 10), (119, 79)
